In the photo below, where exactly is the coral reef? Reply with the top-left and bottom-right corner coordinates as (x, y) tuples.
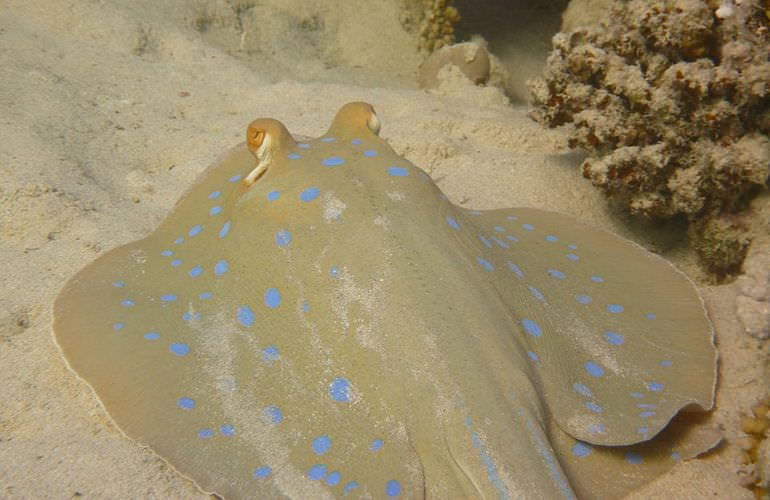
(528, 0), (770, 280)
(400, 0), (460, 52)
(738, 398), (770, 496)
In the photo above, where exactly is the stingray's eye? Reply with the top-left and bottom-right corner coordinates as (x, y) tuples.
(247, 129), (266, 152)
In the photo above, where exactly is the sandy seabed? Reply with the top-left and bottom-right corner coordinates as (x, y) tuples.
(1, 0), (767, 498)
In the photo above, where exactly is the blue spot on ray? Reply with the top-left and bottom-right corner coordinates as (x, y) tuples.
(573, 382), (593, 397)
(113, 322), (124, 331)
(370, 439), (384, 452)
(177, 397), (195, 410)
(572, 442), (593, 457)
(254, 467), (271, 479)
(219, 221), (231, 238)
(567, 253), (580, 261)
(446, 216), (460, 229)
(477, 257), (494, 271)
(586, 401), (603, 413)
(262, 345), (279, 362)
(171, 259), (183, 267)
(288, 153), (301, 160)
(326, 471), (341, 486)
(267, 190), (280, 201)
(479, 235), (493, 248)
(300, 187), (320, 202)
(199, 292), (212, 300)
(121, 299), (134, 307)
(264, 406), (283, 424)
(308, 464), (326, 480)
(491, 236), (509, 248)
(323, 156), (345, 167)
(276, 229), (292, 247)
(528, 286), (544, 301)
(321, 137), (336, 142)
(607, 304), (624, 313)
(220, 425), (235, 436)
(548, 269), (565, 279)
(507, 261), (524, 278)
(189, 266), (202, 278)
(170, 343), (189, 356)
(161, 250), (173, 257)
(388, 166), (409, 176)
(144, 332), (160, 340)
(208, 191), (221, 200)
(264, 288), (281, 309)
(604, 331), (624, 345)
(312, 435), (331, 455)
(209, 206), (222, 216)
(522, 319), (542, 337)
(364, 150), (377, 157)
(575, 294), (592, 304)
(647, 382), (664, 392)
(112, 280), (125, 288)
(329, 377), (351, 402)
(386, 480), (402, 497)
(237, 306), (255, 327)
(625, 452), (643, 465)
(351, 138), (363, 145)
(585, 361), (604, 377)
(215, 260), (228, 276)
(188, 225), (202, 237)
(198, 428), (213, 438)
(229, 174), (241, 183)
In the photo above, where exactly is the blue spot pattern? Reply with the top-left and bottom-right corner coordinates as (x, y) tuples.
(215, 260), (228, 276)
(323, 156), (345, 167)
(254, 466), (271, 479)
(308, 464), (326, 480)
(275, 229), (292, 247)
(300, 187), (320, 202)
(237, 306), (255, 327)
(264, 288), (281, 309)
(312, 435), (331, 455)
(329, 377), (352, 402)
(388, 166), (409, 176)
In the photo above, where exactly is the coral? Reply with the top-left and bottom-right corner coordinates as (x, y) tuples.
(528, 0), (770, 279)
(400, 0), (460, 52)
(738, 398), (770, 496)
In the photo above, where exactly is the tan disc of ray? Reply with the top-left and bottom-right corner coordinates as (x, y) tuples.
(54, 102), (717, 499)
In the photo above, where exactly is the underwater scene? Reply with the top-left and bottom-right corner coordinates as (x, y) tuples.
(1, 0), (768, 498)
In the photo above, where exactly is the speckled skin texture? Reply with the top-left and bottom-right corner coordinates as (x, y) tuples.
(54, 103), (717, 499)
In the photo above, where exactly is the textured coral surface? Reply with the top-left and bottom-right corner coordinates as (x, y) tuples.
(529, 0), (770, 279)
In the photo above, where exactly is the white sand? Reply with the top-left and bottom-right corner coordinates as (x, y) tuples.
(0, 1), (765, 498)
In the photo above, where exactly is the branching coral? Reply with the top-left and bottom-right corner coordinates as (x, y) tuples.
(528, 0), (770, 279)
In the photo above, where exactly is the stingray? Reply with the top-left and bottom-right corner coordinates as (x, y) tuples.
(54, 102), (718, 499)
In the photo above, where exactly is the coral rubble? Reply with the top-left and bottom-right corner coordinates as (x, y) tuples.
(528, 0), (770, 279)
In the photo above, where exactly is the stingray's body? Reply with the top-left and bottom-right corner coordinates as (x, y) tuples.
(54, 103), (717, 499)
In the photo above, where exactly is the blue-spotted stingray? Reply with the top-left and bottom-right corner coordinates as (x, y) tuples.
(54, 102), (718, 499)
